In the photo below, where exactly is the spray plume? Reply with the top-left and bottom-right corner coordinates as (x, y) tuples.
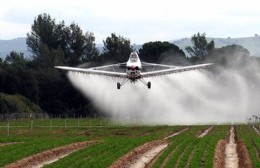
(67, 58), (260, 125)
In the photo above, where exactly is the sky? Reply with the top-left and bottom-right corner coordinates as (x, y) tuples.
(0, 0), (260, 44)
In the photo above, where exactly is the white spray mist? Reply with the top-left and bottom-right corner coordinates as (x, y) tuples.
(67, 62), (259, 125)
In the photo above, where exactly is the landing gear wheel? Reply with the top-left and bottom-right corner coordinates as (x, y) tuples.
(117, 82), (121, 89)
(147, 81), (151, 89)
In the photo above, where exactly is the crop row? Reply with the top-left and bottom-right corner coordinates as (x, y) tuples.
(1, 124), (256, 168)
(0, 122), (181, 167)
(152, 125), (228, 168)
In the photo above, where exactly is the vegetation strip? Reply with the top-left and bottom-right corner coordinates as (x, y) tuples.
(164, 128), (188, 139)
(197, 126), (213, 138)
(109, 140), (168, 168)
(5, 140), (97, 168)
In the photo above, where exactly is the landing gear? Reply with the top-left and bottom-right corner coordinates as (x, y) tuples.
(140, 78), (151, 89)
(147, 81), (151, 89)
(117, 82), (121, 89)
(117, 78), (128, 89)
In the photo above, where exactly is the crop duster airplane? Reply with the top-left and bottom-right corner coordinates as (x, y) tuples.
(55, 52), (212, 89)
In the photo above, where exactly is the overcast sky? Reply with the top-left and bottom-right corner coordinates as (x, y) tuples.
(1, 0), (260, 44)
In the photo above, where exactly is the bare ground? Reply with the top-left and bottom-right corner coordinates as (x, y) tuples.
(4, 140), (97, 168)
(213, 126), (253, 168)
(236, 140), (252, 168)
(225, 126), (239, 168)
(197, 126), (213, 138)
(109, 140), (169, 168)
(213, 139), (226, 168)
(164, 128), (189, 139)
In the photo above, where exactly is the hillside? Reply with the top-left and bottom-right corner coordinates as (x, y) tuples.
(0, 38), (30, 59)
(172, 36), (260, 57)
(1, 36), (260, 59)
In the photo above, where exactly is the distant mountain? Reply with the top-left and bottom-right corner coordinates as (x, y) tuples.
(1, 36), (260, 59)
(0, 37), (30, 59)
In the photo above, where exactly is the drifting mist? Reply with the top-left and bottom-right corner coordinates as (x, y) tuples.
(67, 57), (260, 125)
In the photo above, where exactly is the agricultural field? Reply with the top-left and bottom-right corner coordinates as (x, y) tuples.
(0, 118), (259, 168)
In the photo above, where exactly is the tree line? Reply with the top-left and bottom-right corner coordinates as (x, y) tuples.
(0, 13), (259, 116)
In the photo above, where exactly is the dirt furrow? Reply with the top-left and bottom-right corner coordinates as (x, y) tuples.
(164, 128), (189, 139)
(213, 139), (226, 168)
(225, 126), (239, 168)
(5, 140), (97, 168)
(197, 126), (213, 138)
(109, 140), (168, 168)
(214, 126), (253, 168)
(129, 144), (168, 168)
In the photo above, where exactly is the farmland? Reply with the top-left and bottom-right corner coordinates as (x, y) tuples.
(0, 118), (259, 168)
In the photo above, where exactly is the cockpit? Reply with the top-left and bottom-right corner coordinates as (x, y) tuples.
(129, 52), (138, 62)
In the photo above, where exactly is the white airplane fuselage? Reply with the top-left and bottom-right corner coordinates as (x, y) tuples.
(126, 52), (142, 81)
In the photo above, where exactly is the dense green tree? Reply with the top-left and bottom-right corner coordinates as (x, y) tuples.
(185, 33), (214, 62)
(0, 66), (39, 104)
(64, 23), (99, 65)
(208, 44), (250, 68)
(5, 51), (26, 69)
(27, 13), (99, 68)
(26, 13), (60, 56)
(103, 33), (133, 62)
(139, 41), (186, 63)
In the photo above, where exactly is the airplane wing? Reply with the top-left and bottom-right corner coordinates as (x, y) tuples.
(141, 63), (213, 78)
(55, 62), (127, 78)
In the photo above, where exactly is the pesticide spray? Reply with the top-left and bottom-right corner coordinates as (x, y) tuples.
(67, 58), (260, 125)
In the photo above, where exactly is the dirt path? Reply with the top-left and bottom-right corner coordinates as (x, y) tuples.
(129, 144), (168, 168)
(164, 128), (189, 139)
(5, 140), (97, 168)
(225, 126), (239, 168)
(197, 126), (213, 138)
(109, 140), (168, 168)
(214, 126), (253, 168)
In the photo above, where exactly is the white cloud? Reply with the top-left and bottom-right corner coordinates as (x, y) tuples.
(0, 0), (260, 43)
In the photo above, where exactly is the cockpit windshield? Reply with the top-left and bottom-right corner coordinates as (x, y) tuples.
(129, 52), (138, 62)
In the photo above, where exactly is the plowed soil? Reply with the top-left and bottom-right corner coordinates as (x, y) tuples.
(5, 140), (97, 168)
(213, 126), (252, 168)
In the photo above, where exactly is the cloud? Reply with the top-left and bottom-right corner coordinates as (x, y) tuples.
(0, 0), (260, 43)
